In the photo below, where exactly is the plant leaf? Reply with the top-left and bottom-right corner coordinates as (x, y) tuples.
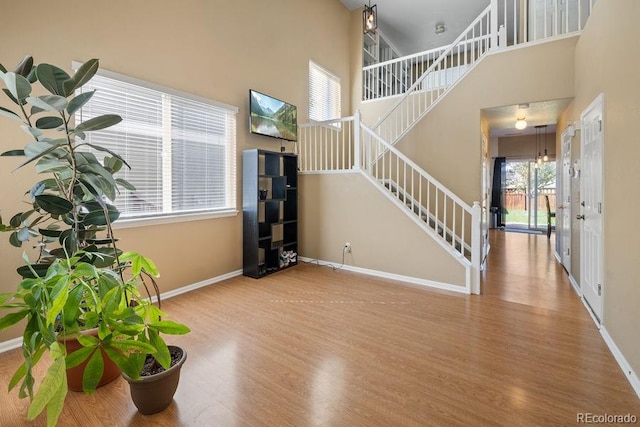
(65, 345), (95, 369)
(76, 334), (99, 347)
(86, 144), (131, 169)
(115, 178), (136, 191)
(66, 90), (95, 116)
(1, 149), (25, 156)
(64, 59), (99, 94)
(35, 64), (70, 96)
(27, 355), (66, 420)
(3, 72), (32, 100)
(109, 339), (156, 355)
(16, 141), (65, 171)
(46, 281), (69, 326)
(74, 114), (121, 133)
(83, 208), (120, 226)
(2, 88), (23, 105)
(26, 95), (67, 112)
(9, 231), (22, 247)
(149, 320), (191, 335)
(103, 347), (139, 379)
(39, 228), (62, 238)
(148, 329), (170, 369)
(35, 116), (64, 130)
(0, 105), (21, 120)
(35, 194), (73, 215)
(82, 348), (104, 394)
(45, 373), (67, 427)
(0, 309), (30, 331)
(13, 55), (34, 78)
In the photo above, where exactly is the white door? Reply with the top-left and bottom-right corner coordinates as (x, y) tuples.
(580, 94), (604, 322)
(560, 129), (572, 271)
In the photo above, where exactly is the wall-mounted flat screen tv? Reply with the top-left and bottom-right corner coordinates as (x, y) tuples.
(249, 89), (297, 142)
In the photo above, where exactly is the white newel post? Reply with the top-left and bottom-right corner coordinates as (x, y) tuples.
(354, 110), (361, 171)
(490, 0), (498, 49)
(471, 201), (482, 295)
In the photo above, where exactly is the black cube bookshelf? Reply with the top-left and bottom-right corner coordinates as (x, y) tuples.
(243, 149), (298, 278)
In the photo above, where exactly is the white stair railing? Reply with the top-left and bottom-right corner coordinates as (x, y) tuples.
(298, 116), (358, 173)
(298, 114), (481, 293)
(363, 45), (448, 101)
(371, 5), (492, 146)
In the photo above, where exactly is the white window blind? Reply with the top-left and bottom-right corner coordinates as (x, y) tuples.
(74, 67), (237, 220)
(309, 61), (341, 122)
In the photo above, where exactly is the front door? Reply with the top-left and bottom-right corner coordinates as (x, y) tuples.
(560, 129), (572, 271)
(580, 94), (604, 322)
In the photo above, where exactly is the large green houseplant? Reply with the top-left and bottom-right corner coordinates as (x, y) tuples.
(0, 56), (190, 426)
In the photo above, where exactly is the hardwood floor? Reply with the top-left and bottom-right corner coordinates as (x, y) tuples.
(1, 230), (638, 426)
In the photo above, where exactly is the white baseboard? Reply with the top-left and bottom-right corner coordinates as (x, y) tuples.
(0, 337), (23, 354)
(150, 269), (243, 303)
(600, 327), (640, 399)
(299, 257), (469, 295)
(0, 269), (243, 354)
(568, 274), (581, 296)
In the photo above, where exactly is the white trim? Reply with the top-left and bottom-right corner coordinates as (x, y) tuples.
(114, 209), (239, 229)
(569, 274), (581, 296)
(0, 337), (22, 353)
(0, 269), (243, 354)
(299, 257), (469, 295)
(486, 32), (581, 56)
(299, 170), (360, 175)
(600, 327), (640, 399)
(150, 269), (242, 304)
(72, 61), (238, 113)
(580, 294), (601, 327)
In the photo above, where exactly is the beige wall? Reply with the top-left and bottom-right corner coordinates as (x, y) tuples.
(390, 36), (577, 206)
(498, 133), (557, 159)
(0, 0), (352, 342)
(299, 173), (467, 287)
(572, 0), (640, 377)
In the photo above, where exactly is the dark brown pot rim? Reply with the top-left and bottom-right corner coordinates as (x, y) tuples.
(122, 345), (187, 384)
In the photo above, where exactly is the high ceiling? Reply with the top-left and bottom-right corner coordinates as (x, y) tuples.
(340, 0), (490, 54)
(340, 1), (572, 134)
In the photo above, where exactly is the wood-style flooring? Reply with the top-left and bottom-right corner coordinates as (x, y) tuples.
(1, 230), (638, 426)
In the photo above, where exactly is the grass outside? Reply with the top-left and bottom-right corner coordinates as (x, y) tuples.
(506, 209), (556, 227)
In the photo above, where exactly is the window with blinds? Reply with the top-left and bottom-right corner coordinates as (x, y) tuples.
(74, 68), (237, 220)
(309, 61), (341, 122)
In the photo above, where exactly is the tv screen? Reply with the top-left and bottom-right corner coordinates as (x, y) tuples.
(249, 90), (297, 142)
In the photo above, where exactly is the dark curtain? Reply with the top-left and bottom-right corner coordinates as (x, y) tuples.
(491, 157), (506, 228)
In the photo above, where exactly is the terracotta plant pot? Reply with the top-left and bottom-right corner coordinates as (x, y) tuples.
(58, 328), (121, 392)
(123, 345), (187, 415)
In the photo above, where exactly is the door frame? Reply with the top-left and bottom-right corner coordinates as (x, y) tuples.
(579, 93), (605, 324)
(559, 128), (572, 272)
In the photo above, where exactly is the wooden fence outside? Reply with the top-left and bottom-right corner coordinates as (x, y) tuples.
(505, 191), (556, 211)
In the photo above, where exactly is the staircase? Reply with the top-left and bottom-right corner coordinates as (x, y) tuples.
(298, 0), (595, 294)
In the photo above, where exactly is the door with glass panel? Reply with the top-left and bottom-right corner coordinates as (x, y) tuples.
(505, 159), (556, 230)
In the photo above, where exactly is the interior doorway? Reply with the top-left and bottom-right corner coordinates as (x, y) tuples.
(504, 159), (556, 232)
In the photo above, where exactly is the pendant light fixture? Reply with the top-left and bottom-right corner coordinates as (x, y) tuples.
(363, 1), (378, 34)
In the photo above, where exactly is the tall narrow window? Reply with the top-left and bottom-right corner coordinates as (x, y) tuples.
(74, 65), (238, 220)
(309, 61), (341, 122)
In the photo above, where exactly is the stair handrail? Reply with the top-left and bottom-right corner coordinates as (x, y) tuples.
(371, 3), (492, 133)
(359, 123), (472, 214)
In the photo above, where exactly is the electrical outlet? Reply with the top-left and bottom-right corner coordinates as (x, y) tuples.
(344, 242), (351, 253)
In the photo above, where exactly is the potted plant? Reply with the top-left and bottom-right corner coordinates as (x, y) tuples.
(0, 55), (190, 426)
